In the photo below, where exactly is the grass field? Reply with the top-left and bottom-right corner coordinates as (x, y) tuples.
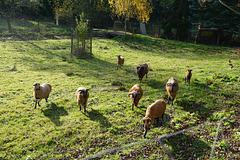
(0, 19), (240, 159)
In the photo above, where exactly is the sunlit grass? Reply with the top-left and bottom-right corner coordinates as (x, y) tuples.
(0, 32), (239, 159)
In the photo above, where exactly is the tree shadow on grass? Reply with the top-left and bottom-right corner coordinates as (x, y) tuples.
(83, 109), (112, 128)
(42, 102), (69, 126)
(163, 133), (211, 159)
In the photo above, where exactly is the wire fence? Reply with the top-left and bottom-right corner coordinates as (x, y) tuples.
(83, 116), (240, 160)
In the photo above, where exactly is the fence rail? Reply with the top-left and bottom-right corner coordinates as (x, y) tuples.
(83, 116), (240, 160)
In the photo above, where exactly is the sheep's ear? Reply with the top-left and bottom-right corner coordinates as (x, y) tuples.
(128, 92), (132, 97)
(86, 89), (89, 92)
(137, 66), (140, 70)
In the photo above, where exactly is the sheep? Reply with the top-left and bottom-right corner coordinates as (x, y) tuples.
(142, 99), (166, 138)
(117, 55), (124, 70)
(185, 69), (192, 85)
(75, 87), (89, 113)
(166, 77), (179, 106)
(136, 63), (149, 83)
(33, 83), (52, 109)
(128, 84), (143, 111)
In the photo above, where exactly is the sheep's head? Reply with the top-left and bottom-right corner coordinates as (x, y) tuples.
(33, 83), (41, 90)
(166, 82), (178, 92)
(129, 91), (140, 103)
(188, 69), (192, 73)
(142, 117), (152, 138)
(78, 89), (89, 98)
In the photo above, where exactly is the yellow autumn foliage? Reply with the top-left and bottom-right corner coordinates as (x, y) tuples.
(107, 0), (153, 23)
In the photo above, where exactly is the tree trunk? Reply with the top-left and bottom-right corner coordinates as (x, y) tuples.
(56, 9), (59, 25)
(140, 23), (146, 35)
(6, 16), (12, 33)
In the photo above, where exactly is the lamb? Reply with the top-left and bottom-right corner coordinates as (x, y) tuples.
(75, 87), (89, 113)
(136, 63), (149, 83)
(142, 99), (166, 138)
(117, 55), (124, 70)
(33, 83), (52, 109)
(185, 69), (192, 85)
(166, 77), (179, 106)
(128, 84), (143, 111)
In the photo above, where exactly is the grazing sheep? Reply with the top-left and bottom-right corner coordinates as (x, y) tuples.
(166, 77), (179, 106)
(33, 83), (52, 109)
(128, 84), (143, 111)
(142, 99), (166, 138)
(75, 87), (89, 112)
(136, 63), (149, 83)
(185, 69), (192, 85)
(117, 55), (124, 70)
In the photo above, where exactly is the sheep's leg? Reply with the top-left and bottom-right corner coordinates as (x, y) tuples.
(34, 99), (38, 109)
(84, 106), (86, 113)
(185, 77), (186, 83)
(45, 96), (49, 102)
(171, 98), (174, 106)
(78, 100), (81, 111)
(155, 118), (159, 126)
(132, 104), (134, 111)
(167, 97), (170, 104)
(117, 64), (119, 70)
(160, 113), (164, 126)
(38, 99), (42, 107)
(146, 74), (147, 79)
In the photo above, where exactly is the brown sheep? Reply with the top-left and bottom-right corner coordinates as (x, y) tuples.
(166, 77), (179, 106)
(76, 87), (89, 112)
(128, 84), (143, 111)
(117, 55), (124, 70)
(142, 99), (166, 138)
(33, 83), (52, 109)
(185, 69), (192, 85)
(136, 63), (149, 83)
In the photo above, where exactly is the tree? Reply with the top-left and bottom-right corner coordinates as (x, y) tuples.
(0, 0), (16, 33)
(162, 0), (190, 41)
(190, 0), (240, 44)
(75, 13), (89, 51)
(106, 0), (153, 33)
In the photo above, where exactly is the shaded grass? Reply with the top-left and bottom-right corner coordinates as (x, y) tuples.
(0, 32), (239, 159)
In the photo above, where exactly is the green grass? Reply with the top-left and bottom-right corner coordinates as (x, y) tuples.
(0, 23), (240, 159)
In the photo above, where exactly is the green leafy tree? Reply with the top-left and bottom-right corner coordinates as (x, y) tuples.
(0, 0), (17, 33)
(190, 0), (240, 44)
(162, 0), (190, 41)
(75, 13), (89, 55)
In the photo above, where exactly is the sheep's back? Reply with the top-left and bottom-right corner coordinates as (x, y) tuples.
(42, 83), (52, 92)
(142, 63), (149, 73)
(146, 99), (166, 119)
(76, 87), (89, 105)
(117, 57), (124, 65)
(34, 83), (51, 99)
(129, 84), (143, 96)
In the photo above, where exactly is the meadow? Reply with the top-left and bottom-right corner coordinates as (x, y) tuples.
(0, 19), (240, 159)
